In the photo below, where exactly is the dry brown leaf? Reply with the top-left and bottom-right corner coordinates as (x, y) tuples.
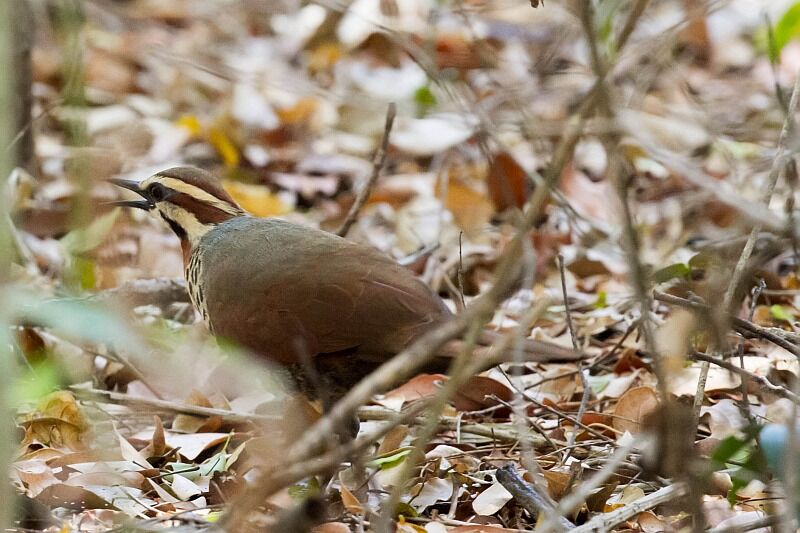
(375, 373), (447, 410)
(454, 375), (513, 412)
(338, 471), (364, 514)
(487, 151), (530, 212)
(613, 386), (659, 434)
(377, 425), (409, 455)
(638, 511), (673, 532)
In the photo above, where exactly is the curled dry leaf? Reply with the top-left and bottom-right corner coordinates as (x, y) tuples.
(613, 386), (659, 434)
(338, 471), (364, 514)
(454, 375), (513, 412)
(375, 373), (447, 410)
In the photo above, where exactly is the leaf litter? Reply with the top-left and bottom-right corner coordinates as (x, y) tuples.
(9, 0), (800, 531)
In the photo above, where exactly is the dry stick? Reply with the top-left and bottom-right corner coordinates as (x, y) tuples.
(571, 482), (688, 533)
(584, 1), (666, 399)
(496, 464), (576, 530)
(71, 387), (279, 424)
(558, 253), (589, 461)
(377, 319), (486, 532)
(507, 237), (553, 502)
(577, 2), (704, 530)
(692, 70), (800, 422)
(538, 439), (638, 533)
(707, 514), (782, 533)
(653, 291), (800, 358)
(336, 102), (396, 237)
(357, 405), (547, 445)
(689, 352), (800, 403)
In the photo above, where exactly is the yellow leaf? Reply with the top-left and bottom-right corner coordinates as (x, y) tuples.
(176, 114), (203, 138)
(276, 97), (317, 124)
(222, 180), (290, 218)
(437, 176), (493, 235)
(37, 391), (86, 430)
(208, 128), (240, 168)
(308, 43), (343, 73)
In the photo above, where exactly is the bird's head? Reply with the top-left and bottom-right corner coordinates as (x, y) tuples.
(111, 167), (245, 258)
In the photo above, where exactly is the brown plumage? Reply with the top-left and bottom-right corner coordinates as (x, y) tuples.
(112, 166), (579, 402)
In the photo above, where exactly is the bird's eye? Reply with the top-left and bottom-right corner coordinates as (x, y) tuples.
(148, 183), (168, 202)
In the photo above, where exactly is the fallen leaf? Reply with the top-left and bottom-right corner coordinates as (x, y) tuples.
(613, 387), (659, 434)
(338, 471), (364, 514)
(472, 481), (513, 516)
(392, 114), (478, 156)
(223, 180), (291, 217)
(376, 374), (447, 410)
(487, 151), (530, 212)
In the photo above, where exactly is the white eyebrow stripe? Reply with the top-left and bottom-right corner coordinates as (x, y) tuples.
(156, 176), (241, 215)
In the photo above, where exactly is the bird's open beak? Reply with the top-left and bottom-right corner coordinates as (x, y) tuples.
(109, 178), (153, 210)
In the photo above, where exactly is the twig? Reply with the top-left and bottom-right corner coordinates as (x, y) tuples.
(71, 387), (279, 424)
(571, 482), (688, 533)
(693, 68), (800, 421)
(357, 405), (547, 445)
(336, 103), (396, 237)
(653, 291), (800, 358)
(738, 280), (766, 421)
(91, 277), (190, 308)
(707, 514), (780, 533)
(456, 232), (466, 310)
(690, 352), (799, 403)
(378, 319), (485, 530)
(496, 464), (575, 530)
(558, 253), (588, 460)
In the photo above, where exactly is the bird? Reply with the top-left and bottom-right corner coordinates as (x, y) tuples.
(111, 167), (580, 409)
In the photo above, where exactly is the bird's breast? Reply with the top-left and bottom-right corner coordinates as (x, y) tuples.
(185, 247), (212, 331)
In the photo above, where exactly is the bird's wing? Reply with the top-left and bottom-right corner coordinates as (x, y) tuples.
(200, 218), (450, 363)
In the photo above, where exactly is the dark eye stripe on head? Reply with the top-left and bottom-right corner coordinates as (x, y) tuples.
(157, 167), (239, 207)
(169, 191), (238, 224)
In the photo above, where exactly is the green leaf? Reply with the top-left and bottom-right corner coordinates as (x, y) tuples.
(60, 208), (120, 255)
(593, 291), (607, 309)
(199, 452), (227, 476)
(770, 304), (793, 322)
(394, 502), (418, 519)
(414, 85), (437, 114)
(773, 3), (800, 60)
(652, 263), (691, 284)
(712, 435), (750, 464)
(586, 373), (612, 395)
(369, 448), (412, 469)
(164, 462), (201, 482)
(727, 476), (748, 507)
(688, 252), (713, 270)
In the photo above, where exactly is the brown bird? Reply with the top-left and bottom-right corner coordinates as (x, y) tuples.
(112, 167), (578, 407)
